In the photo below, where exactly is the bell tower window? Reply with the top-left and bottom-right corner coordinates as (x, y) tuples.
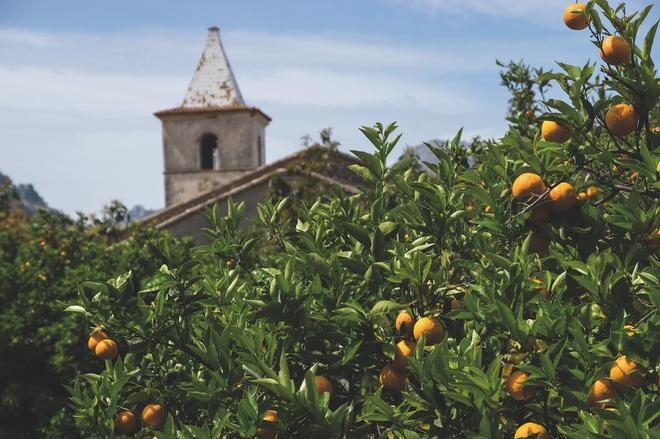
(200, 133), (219, 170)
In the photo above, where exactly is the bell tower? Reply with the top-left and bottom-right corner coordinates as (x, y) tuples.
(155, 26), (270, 207)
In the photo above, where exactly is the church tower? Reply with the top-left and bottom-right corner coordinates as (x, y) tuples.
(155, 26), (270, 207)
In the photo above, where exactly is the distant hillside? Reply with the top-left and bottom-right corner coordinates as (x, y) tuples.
(0, 171), (158, 220)
(0, 171), (50, 214)
(408, 139), (474, 171)
(128, 204), (157, 221)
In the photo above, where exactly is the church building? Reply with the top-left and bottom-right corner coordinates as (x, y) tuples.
(142, 27), (362, 242)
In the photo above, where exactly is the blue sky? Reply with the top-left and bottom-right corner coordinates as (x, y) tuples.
(0, 0), (654, 214)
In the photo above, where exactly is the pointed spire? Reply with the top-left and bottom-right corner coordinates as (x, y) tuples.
(182, 26), (244, 108)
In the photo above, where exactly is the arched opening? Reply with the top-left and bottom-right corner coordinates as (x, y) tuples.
(200, 133), (219, 170)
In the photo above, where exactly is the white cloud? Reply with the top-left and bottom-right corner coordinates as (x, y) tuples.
(0, 25), (577, 215)
(0, 66), (185, 116)
(388, 0), (647, 23)
(0, 27), (64, 47)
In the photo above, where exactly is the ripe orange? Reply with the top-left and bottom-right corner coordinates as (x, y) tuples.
(610, 356), (644, 387)
(601, 35), (631, 65)
(395, 311), (415, 336)
(379, 364), (406, 392)
(563, 3), (589, 30)
(114, 410), (138, 434)
(527, 205), (551, 224)
(413, 317), (444, 345)
(87, 331), (108, 351)
(512, 173), (546, 201)
(257, 410), (278, 439)
(605, 104), (638, 137)
(541, 120), (571, 143)
(262, 409), (278, 424)
(524, 109), (535, 119)
(624, 324), (636, 336)
(577, 192), (588, 202)
(588, 378), (616, 408)
(549, 182), (577, 211)
(142, 403), (165, 427)
(95, 339), (118, 360)
(506, 370), (534, 401)
(514, 422), (549, 439)
(393, 339), (416, 370)
(529, 230), (551, 254)
(314, 375), (334, 397)
(586, 186), (601, 199)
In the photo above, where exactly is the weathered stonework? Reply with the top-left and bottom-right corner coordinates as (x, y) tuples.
(155, 27), (270, 207)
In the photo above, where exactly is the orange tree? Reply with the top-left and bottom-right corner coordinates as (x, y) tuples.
(0, 194), (189, 438)
(67, 1), (658, 437)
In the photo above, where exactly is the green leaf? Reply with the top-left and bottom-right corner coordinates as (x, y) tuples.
(347, 164), (376, 183)
(369, 300), (405, 316)
(64, 305), (87, 314)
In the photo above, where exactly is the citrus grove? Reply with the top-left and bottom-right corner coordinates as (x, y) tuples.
(65, 1), (658, 437)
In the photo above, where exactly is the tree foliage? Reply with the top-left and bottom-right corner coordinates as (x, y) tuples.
(67, 1), (660, 437)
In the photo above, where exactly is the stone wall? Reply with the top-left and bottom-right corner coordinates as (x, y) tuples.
(159, 109), (268, 206)
(163, 176), (270, 244)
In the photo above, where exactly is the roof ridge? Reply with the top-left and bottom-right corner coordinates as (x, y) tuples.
(140, 147), (360, 227)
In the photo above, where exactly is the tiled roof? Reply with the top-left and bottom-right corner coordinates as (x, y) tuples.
(140, 147), (362, 228)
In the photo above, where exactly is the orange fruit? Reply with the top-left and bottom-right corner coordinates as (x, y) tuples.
(506, 370), (534, 401)
(527, 205), (551, 224)
(563, 3), (589, 30)
(257, 410), (278, 439)
(87, 331), (108, 351)
(525, 109), (535, 119)
(605, 103), (638, 137)
(610, 356), (644, 387)
(586, 186), (601, 199)
(262, 409), (278, 424)
(549, 182), (577, 211)
(114, 410), (138, 434)
(379, 364), (406, 392)
(577, 192), (588, 202)
(393, 339), (416, 370)
(512, 173), (546, 201)
(395, 311), (415, 336)
(514, 422), (549, 439)
(541, 120), (571, 143)
(314, 375), (334, 397)
(413, 317), (444, 345)
(529, 230), (551, 254)
(95, 339), (118, 360)
(588, 378), (616, 408)
(601, 35), (631, 65)
(142, 403), (165, 427)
